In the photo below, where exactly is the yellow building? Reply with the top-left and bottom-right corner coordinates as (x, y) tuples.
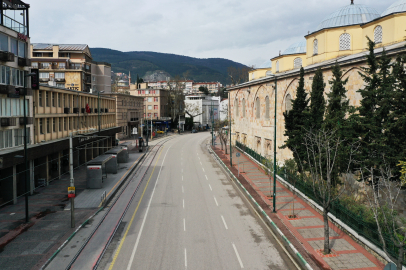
(229, 0), (406, 164)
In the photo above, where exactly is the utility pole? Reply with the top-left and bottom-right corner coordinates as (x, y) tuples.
(273, 76), (277, 213)
(211, 101), (214, 146)
(69, 134), (75, 228)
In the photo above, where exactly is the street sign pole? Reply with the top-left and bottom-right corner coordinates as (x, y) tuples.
(236, 152), (241, 177)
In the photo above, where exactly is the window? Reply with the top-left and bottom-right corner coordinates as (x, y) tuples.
(266, 70), (272, 76)
(242, 99), (246, 117)
(55, 72), (65, 79)
(39, 72), (49, 79)
(59, 118), (62, 131)
(10, 38), (17, 55)
(252, 72), (255, 80)
(32, 62), (38, 68)
(0, 33), (8, 52)
(18, 41), (26, 58)
(34, 52), (42, 57)
(59, 62), (65, 69)
(57, 83), (64, 88)
(53, 118), (56, 132)
(47, 118), (50, 133)
(313, 39), (318, 55)
(154, 97), (158, 102)
(285, 94), (292, 112)
(374, 26), (383, 44)
(51, 92), (55, 107)
(276, 61), (279, 72)
(154, 113), (158, 117)
(64, 118), (67, 131)
(234, 99), (239, 117)
(40, 119), (44, 134)
(294, 58), (302, 69)
(154, 105), (158, 110)
(46, 92), (49, 107)
(147, 113), (151, 117)
(255, 97), (260, 119)
(93, 76), (95, 81)
(148, 105), (152, 110)
(265, 96), (270, 119)
(148, 97), (153, 102)
(339, 33), (351, 51)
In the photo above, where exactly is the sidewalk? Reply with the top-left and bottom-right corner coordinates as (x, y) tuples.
(0, 143), (143, 270)
(212, 144), (385, 270)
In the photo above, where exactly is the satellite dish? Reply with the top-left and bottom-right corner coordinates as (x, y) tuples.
(384, 262), (397, 270)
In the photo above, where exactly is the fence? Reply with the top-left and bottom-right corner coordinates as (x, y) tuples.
(236, 141), (405, 265)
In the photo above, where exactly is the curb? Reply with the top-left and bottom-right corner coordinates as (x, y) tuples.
(40, 149), (148, 270)
(208, 145), (313, 270)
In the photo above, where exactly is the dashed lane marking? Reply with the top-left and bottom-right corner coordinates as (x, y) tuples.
(232, 243), (244, 268)
(221, 215), (228, 230)
(214, 196), (218, 206)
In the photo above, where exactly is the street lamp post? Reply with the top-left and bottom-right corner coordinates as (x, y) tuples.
(211, 101), (214, 146)
(23, 72), (35, 223)
(273, 77), (278, 213)
(228, 91), (232, 166)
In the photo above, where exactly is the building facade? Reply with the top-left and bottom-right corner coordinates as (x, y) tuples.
(129, 88), (169, 119)
(191, 82), (222, 94)
(185, 96), (220, 126)
(102, 93), (144, 140)
(229, 0), (406, 164)
(30, 44), (111, 93)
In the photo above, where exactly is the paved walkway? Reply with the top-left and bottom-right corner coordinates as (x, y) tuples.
(213, 144), (385, 270)
(0, 143), (144, 270)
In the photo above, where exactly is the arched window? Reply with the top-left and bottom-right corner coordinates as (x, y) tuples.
(285, 94), (292, 112)
(294, 58), (302, 69)
(266, 70), (272, 76)
(252, 72), (255, 80)
(276, 61), (279, 72)
(313, 39), (318, 55)
(255, 97), (260, 119)
(374, 26), (383, 44)
(265, 96), (270, 119)
(242, 98), (246, 117)
(234, 99), (239, 117)
(339, 33), (351, 51)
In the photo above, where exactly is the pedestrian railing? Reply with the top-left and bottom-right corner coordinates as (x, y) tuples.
(236, 141), (405, 265)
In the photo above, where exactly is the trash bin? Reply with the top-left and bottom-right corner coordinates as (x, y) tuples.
(138, 137), (144, 152)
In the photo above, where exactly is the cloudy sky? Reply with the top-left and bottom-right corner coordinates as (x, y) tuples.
(16, 0), (391, 67)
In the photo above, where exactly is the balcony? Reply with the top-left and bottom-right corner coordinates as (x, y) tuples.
(1, 118), (17, 127)
(55, 78), (66, 82)
(0, 51), (15, 62)
(18, 57), (31, 67)
(19, 117), (33, 125)
(3, 14), (27, 35)
(129, 118), (139, 122)
(39, 78), (50, 82)
(0, 85), (15, 95)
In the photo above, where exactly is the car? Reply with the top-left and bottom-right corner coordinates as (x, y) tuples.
(191, 129), (197, 133)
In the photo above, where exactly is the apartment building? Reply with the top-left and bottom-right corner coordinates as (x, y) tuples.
(192, 82), (222, 94)
(129, 88), (169, 119)
(30, 44), (111, 93)
(0, 1), (34, 205)
(147, 80), (193, 93)
(102, 93), (144, 140)
(184, 96), (220, 126)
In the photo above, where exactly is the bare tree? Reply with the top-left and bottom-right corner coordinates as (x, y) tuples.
(227, 66), (252, 86)
(303, 128), (358, 254)
(184, 103), (204, 125)
(167, 75), (186, 122)
(359, 160), (406, 270)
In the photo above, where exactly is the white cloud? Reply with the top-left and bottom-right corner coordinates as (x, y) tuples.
(28, 0), (391, 66)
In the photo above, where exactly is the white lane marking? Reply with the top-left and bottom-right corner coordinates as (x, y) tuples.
(205, 175), (208, 180)
(183, 199), (185, 209)
(200, 161), (202, 165)
(202, 168), (205, 172)
(126, 146), (172, 270)
(214, 196), (218, 206)
(182, 186), (184, 193)
(221, 215), (228, 230)
(232, 243), (244, 268)
(183, 218), (186, 231)
(185, 248), (187, 268)
(209, 184), (212, 191)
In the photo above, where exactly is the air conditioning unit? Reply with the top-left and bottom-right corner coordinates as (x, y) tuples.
(94, 108), (98, 113)
(64, 108), (70, 114)
(1, 117), (17, 127)
(100, 108), (104, 113)
(0, 84), (15, 95)
(0, 51), (14, 62)
(73, 108), (79, 113)
(19, 117), (33, 125)
(18, 57), (31, 67)
(105, 108), (108, 113)
(81, 108), (85, 113)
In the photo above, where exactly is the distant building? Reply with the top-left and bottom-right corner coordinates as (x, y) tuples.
(192, 82), (222, 94)
(30, 44), (112, 93)
(102, 93), (144, 140)
(129, 88), (170, 120)
(219, 99), (228, 121)
(184, 96), (220, 126)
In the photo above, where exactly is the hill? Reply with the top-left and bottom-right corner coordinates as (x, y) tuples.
(90, 48), (248, 85)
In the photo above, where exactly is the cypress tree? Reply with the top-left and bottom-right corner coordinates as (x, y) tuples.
(309, 68), (326, 130)
(283, 67), (309, 171)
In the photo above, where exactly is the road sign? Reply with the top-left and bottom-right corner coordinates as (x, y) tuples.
(236, 152), (241, 157)
(68, 186), (76, 198)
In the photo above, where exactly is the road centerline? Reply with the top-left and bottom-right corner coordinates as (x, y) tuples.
(232, 243), (244, 268)
(221, 215), (228, 230)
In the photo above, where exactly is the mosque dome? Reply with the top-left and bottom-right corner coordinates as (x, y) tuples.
(317, 2), (380, 31)
(382, 0), (406, 17)
(282, 40), (306, 55)
(257, 60), (272, 69)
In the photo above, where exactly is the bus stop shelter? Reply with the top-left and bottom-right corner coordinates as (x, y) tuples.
(86, 155), (112, 189)
(119, 142), (132, 162)
(104, 147), (126, 173)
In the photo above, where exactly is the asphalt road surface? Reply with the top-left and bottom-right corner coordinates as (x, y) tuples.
(91, 133), (297, 270)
